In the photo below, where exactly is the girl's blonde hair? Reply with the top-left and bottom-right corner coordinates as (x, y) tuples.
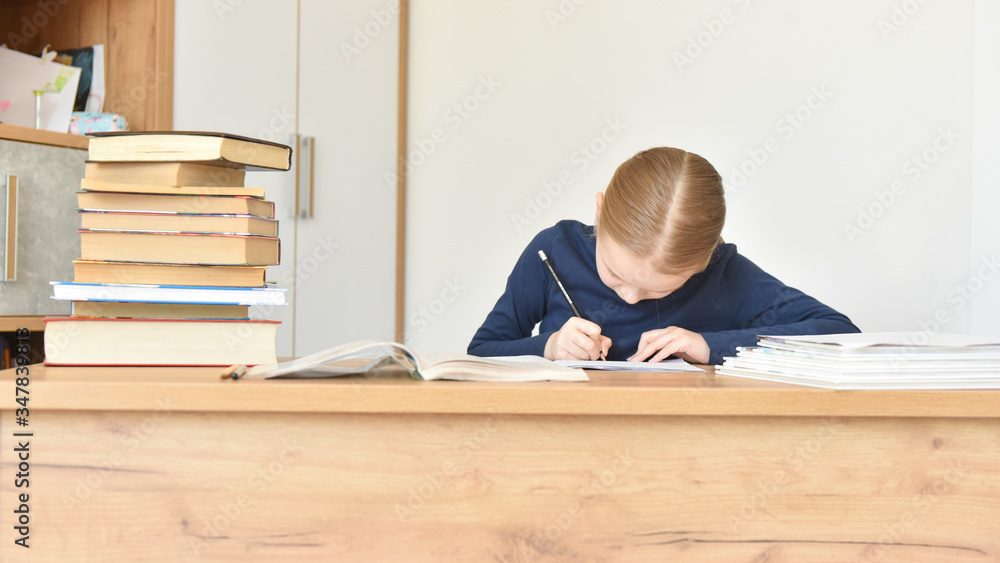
(596, 147), (725, 274)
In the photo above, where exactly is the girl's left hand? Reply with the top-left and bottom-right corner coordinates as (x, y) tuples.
(629, 326), (710, 365)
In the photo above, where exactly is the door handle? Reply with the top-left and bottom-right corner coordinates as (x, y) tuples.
(3, 174), (17, 282)
(297, 135), (314, 219)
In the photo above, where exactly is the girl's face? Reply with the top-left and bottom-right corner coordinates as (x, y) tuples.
(595, 234), (695, 305)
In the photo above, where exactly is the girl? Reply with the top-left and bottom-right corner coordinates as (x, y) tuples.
(467, 147), (859, 365)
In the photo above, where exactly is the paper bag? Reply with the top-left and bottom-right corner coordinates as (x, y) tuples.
(0, 46), (82, 133)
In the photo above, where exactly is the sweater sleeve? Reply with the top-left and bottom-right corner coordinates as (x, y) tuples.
(699, 253), (860, 365)
(467, 234), (556, 357)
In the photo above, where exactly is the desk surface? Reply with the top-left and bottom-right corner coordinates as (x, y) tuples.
(2, 364), (998, 561)
(3, 363), (999, 417)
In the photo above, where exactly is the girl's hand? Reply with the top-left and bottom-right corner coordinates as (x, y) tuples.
(629, 326), (710, 365)
(545, 317), (612, 361)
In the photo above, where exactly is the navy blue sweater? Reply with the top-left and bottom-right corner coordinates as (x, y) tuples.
(468, 220), (860, 364)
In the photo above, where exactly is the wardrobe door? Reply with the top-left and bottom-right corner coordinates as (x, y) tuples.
(295, 0), (399, 354)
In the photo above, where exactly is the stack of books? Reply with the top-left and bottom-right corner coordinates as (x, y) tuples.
(717, 332), (1000, 389)
(43, 131), (292, 366)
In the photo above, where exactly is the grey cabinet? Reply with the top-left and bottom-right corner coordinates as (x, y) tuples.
(0, 138), (86, 315)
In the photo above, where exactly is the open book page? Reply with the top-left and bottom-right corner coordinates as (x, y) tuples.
(555, 358), (705, 372)
(237, 341), (588, 382)
(418, 352), (588, 382)
(240, 340), (419, 379)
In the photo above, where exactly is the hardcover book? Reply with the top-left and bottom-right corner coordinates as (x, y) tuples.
(84, 162), (246, 187)
(86, 131), (292, 171)
(70, 301), (250, 320)
(77, 190), (275, 217)
(78, 211), (278, 237)
(73, 260), (268, 287)
(78, 230), (280, 266)
(81, 178), (266, 198)
(43, 318), (279, 366)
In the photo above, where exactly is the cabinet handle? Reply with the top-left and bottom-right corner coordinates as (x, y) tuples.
(297, 135), (314, 219)
(3, 174), (16, 281)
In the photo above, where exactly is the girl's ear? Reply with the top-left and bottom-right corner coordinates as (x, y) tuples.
(595, 192), (604, 224)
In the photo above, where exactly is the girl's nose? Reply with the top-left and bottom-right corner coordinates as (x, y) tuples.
(620, 286), (641, 305)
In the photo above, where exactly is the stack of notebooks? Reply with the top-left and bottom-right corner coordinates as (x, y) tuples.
(43, 131), (292, 366)
(717, 332), (1000, 389)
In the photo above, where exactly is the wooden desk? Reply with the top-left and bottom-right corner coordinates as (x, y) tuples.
(0, 317), (46, 333)
(1, 364), (998, 562)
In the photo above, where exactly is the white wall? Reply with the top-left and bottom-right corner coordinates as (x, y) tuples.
(173, 1), (1000, 357)
(971, 0), (1000, 336)
(405, 0), (999, 354)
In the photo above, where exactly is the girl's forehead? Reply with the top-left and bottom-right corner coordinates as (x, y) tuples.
(597, 235), (692, 290)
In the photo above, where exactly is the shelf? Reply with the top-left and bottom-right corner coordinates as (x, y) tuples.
(0, 316), (46, 332)
(0, 0), (174, 132)
(0, 124), (89, 150)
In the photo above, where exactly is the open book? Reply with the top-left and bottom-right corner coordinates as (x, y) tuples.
(556, 358), (704, 372)
(232, 340), (589, 382)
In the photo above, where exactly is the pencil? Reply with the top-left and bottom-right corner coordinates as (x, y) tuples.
(538, 250), (605, 359)
(538, 250), (582, 317)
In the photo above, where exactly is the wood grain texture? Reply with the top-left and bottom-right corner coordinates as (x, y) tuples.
(0, 316), (45, 332)
(106, 0), (157, 130)
(0, 410), (996, 562)
(3, 364), (1000, 417)
(78, 0), (110, 47)
(0, 124), (89, 150)
(153, 0), (174, 129)
(0, 0), (173, 131)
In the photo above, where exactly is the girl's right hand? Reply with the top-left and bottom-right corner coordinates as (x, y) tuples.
(544, 317), (611, 361)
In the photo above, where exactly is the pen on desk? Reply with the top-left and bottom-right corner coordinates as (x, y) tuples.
(219, 364), (247, 380)
(538, 250), (605, 360)
(219, 364), (238, 379)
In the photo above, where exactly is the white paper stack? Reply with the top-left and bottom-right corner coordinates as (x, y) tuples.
(717, 332), (1000, 389)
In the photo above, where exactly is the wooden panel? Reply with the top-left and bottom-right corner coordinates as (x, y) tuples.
(0, 411), (996, 561)
(47, 0), (82, 49)
(0, 1), (76, 53)
(4, 364), (1000, 417)
(153, 0), (173, 129)
(106, 0), (156, 130)
(0, 0), (103, 57)
(0, 316), (45, 332)
(78, 0), (109, 46)
(0, 0), (173, 131)
(0, 124), (89, 150)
